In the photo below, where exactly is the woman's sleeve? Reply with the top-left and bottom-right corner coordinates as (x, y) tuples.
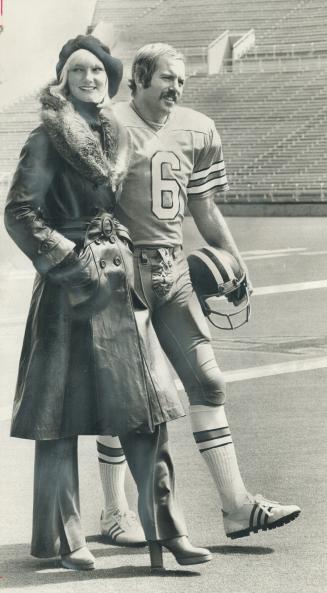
(4, 126), (75, 273)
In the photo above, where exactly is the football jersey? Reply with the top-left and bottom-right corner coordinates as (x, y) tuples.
(114, 101), (229, 247)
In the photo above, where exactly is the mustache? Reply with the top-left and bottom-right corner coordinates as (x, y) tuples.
(161, 90), (178, 101)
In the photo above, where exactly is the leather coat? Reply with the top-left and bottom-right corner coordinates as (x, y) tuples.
(5, 89), (184, 440)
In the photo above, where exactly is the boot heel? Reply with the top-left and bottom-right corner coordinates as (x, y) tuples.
(149, 541), (164, 571)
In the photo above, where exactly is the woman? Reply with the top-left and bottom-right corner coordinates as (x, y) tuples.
(4, 35), (211, 571)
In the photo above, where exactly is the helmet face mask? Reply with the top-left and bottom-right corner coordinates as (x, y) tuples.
(187, 247), (251, 331)
(200, 288), (250, 330)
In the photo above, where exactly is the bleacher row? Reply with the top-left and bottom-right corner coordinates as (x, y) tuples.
(182, 68), (327, 202)
(111, 0), (327, 58)
(0, 0), (326, 209)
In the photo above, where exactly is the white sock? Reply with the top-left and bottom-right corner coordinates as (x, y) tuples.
(190, 404), (248, 512)
(97, 435), (129, 516)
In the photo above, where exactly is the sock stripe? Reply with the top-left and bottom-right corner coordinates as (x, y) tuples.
(193, 427), (230, 442)
(195, 432), (232, 446)
(97, 441), (125, 457)
(200, 441), (233, 453)
(99, 457), (126, 465)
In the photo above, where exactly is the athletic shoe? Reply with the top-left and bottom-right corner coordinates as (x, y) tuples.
(61, 546), (95, 570)
(223, 493), (301, 539)
(100, 509), (146, 546)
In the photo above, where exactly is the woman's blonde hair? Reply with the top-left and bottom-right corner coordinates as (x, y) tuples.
(49, 52), (110, 108)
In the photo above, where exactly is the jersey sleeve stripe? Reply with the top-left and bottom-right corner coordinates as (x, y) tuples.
(187, 175), (229, 195)
(190, 160), (226, 181)
(188, 168), (227, 189)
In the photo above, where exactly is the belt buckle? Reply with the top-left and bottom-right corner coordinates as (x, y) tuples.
(102, 216), (113, 238)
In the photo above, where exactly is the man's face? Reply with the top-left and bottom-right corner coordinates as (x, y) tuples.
(136, 55), (185, 122)
(67, 49), (108, 104)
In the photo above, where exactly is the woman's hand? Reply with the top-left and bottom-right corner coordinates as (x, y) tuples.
(48, 248), (100, 308)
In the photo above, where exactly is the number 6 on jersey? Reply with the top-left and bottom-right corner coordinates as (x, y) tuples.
(151, 151), (181, 219)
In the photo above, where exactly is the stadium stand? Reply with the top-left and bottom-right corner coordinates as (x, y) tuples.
(90, 0), (165, 32)
(1, 0), (326, 212)
(182, 68), (327, 204)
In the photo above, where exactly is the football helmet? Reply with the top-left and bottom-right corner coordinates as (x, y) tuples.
(187, 246), (251, 330)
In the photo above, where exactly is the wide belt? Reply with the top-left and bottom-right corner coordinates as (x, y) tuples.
(48, 213), (130, 244)
(135, 245), (183, 257)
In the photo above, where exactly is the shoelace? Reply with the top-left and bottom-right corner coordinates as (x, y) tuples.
(113, 510), (138, 528)
(249, 494), (280, 517)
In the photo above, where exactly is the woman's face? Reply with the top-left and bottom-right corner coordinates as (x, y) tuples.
(67, 49), (108, 104)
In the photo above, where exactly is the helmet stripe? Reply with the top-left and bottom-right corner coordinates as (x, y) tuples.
(201, 247), (232, 283)
(191, 251), (224, 289)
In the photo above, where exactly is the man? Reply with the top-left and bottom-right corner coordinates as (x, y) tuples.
(97, 43), (300, 546)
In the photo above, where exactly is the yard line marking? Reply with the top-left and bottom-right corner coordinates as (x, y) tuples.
(242, 248), (306, 256)
(253, 279), (327, 296)
(244, 253), (290, 260)
(223, 356), (327, 383)
(174, 356), (327, 390)
(302, 250), (327, 256)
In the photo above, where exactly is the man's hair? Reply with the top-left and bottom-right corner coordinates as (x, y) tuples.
(128, 43), (185, 96)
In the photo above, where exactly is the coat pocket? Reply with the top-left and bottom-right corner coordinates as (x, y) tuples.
(66, 245), (101, 308)
(48, 245), (100, 313)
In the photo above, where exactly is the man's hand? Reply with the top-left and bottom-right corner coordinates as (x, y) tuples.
(245, 276), (254, 297)
(240, 264), (254, 297)
(227, 266), (253, 307)
(227, 278), (247, 307)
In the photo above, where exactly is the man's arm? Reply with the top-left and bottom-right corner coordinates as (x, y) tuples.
(188, 196), (253, 293)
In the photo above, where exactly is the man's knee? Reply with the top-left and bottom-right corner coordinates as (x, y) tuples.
(187, 367), (227, 406)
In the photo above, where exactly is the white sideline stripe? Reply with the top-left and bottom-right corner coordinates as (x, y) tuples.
(242, 248), (306, 256)
(244, 253), (290, 261)
(223, 357), (327, 383)
(174, 356), (327, 389)
(253, 279), (327, 296)
(244, 250), (327, 260)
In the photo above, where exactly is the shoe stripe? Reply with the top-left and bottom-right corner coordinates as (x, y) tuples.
(107, 523), (119, 536)
(264, 507), (272, 527)
(199, 440), (233, 453)
(108, 524), (125, 538)
(249, 503), (258, 531)
(256, 508), (264, 532)
(193, 427), (231, 442)
(109, 528), (125, 541)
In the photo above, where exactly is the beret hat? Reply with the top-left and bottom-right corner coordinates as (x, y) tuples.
(56, 34), (123, 98)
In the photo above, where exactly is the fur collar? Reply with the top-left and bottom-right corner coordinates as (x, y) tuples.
(39, 85), (129, 190)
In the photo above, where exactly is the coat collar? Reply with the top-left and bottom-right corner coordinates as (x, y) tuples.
(39, 85), (129, 190)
